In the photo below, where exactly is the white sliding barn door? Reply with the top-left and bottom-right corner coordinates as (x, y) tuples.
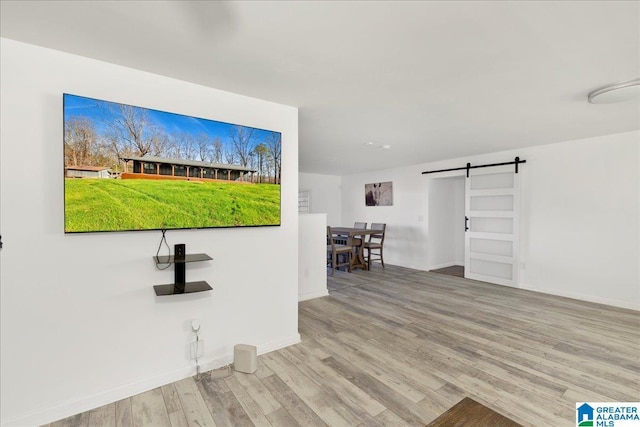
(464, 165), (520, 287)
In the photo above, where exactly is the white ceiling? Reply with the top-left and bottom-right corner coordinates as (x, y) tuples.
(1, 1), (639, 175)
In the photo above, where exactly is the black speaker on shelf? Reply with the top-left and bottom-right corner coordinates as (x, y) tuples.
(175, 243), (186, 284)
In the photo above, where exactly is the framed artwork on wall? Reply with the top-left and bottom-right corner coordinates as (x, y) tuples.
(365, 181), (393, 206)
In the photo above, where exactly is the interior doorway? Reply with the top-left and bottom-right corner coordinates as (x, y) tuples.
(427, 175), (466, 276)
(427, 165), (521, 287)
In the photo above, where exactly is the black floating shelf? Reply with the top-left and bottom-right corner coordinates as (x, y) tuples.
(154, 281), (213, 296)
(154, 253), (213, 264)
(153, 248), (213, 296)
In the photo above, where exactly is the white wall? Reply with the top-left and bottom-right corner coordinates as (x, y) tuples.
(341, 131), (640, 310)
(298, 214), (328, 301)
(341, 166), (429, 270)
(298, 172), (342, 225)
(0, 39), (300, 426)
(517, 132), (639, 309)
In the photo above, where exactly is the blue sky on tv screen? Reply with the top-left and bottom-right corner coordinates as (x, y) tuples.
(63, 93), (279, 156)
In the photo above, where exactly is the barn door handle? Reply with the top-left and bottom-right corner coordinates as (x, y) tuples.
(465, 216), (469, 232)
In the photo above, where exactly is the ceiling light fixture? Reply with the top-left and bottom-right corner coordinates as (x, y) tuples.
(587, 78), (640, 104)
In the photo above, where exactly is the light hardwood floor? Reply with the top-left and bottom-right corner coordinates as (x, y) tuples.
(43, 265), (640, 427)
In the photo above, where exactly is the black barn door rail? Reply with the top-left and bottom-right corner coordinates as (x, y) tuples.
(421, 156), (526, 177)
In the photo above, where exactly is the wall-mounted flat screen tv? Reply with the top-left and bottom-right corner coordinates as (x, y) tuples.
(64, 93), (281, 233)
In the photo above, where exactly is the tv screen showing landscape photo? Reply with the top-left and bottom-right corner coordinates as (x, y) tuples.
(63, 94), (282, 233)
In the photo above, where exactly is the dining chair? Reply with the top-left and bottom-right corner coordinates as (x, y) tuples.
(327, 226), (354, 276)
(352, 222), (367, 247)
(365, 223), (386, 269)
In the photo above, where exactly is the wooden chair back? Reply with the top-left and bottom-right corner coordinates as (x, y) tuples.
(368, 223), (386, 244)
(327, 226), (354, 275)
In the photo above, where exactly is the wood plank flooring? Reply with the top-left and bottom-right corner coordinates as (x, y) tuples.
(426, 397), (522, 427)
(43, 265), (640, 427)
(430, 265), (464, 278)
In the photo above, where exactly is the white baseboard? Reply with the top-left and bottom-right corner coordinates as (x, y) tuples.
(1, 333), (301, 427)
(298, 289), (329, 301)
(519, 283), (640, 311)
(257, 334), (302, 355)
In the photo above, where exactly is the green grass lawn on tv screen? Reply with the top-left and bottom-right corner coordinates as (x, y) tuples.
(64, 179), (281, 233)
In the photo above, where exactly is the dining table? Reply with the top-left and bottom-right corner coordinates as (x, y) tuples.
(330, 227), (378, 270)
